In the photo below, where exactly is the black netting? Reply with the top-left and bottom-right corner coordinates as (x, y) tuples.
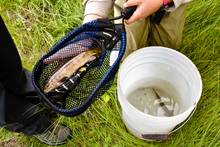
(43, 33), (98, 64)
(64, 50), (114, 110)
(32, 19), (126, 116)
(37, 32), (120, 110)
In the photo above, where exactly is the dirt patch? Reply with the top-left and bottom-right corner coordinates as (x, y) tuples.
(0, 137), (22, 147)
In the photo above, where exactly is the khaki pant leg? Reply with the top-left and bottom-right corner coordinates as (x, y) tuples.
(149, 4), (188, 49)
(114, 0), (150, 57)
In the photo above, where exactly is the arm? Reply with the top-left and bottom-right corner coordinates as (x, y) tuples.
(172, 0), (192, 10)
(124, 0), (192, 24)
(83, 0), (192, 24)
(124, 0), (190, 24)
(83, 0), (114, 23)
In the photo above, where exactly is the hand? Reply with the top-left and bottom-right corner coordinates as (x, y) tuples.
(124, 0), (163, 24)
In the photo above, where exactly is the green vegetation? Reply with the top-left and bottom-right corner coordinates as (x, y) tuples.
(0, 0), (219, 146)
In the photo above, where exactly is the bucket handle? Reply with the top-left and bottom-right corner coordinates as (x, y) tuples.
(169, 107), (196, 134)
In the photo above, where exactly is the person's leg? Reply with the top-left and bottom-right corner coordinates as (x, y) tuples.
(148, 4), (188, 48)
(114, 0), (187, 52)
(0, 15), (52, 135)
(0, 15), (72, 145)
(114, 0), (150, 57)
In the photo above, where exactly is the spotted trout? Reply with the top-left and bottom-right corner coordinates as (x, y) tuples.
(44, 48), (101, 93)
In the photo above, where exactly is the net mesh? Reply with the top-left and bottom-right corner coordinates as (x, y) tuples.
(33, 19), (126, 116)
(33, 20), (123, 113)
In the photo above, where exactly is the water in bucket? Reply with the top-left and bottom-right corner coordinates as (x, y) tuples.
(127, 79), (183, 117)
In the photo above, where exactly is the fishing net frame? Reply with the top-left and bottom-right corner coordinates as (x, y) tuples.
(32, 19), (126, 116)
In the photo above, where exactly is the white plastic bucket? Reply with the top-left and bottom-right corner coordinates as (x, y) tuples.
(117, 46), (202, 140)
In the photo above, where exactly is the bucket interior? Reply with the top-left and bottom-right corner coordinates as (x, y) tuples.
(119, 47), (202, 116)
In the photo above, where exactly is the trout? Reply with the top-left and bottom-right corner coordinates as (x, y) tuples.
(44, 48), (101, 93)
(153, 89), (174, 116)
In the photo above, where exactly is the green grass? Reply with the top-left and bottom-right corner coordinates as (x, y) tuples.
(0, 0), (219, 146)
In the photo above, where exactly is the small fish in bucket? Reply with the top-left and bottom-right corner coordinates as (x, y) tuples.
(32, 7), (137, 116)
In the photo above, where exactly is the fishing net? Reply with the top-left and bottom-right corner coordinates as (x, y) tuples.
(32, 19), (126, 116)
